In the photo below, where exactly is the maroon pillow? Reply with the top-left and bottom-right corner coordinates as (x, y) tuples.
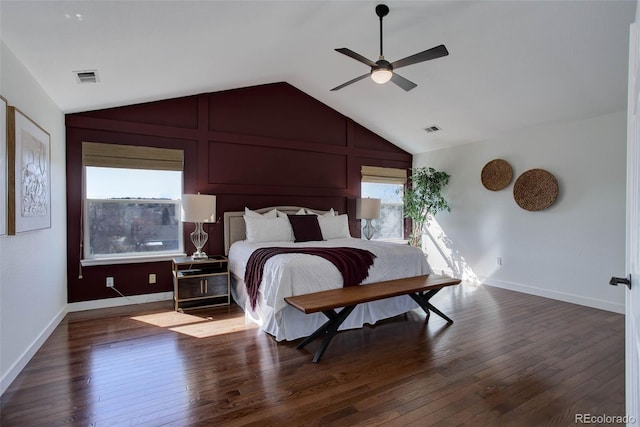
(287, 214), (324, 242)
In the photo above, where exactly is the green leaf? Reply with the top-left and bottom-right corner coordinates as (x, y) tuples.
(402, 167), (450, 246)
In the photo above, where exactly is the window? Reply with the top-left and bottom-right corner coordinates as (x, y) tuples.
(361, 166), (407, 240)
(361, 182), (404, 239)
(82, 142), (184, 263)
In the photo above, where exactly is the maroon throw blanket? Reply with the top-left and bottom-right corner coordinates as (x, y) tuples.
(244, 247), (376, 310)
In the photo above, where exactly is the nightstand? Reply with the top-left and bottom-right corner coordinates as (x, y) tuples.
(171, 256), (230, 311)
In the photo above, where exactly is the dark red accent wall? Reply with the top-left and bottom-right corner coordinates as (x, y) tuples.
(66, 82), (412, 303)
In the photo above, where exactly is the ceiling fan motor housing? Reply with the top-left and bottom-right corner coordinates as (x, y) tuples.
(374, 59), (392, 72)
(375, 4), (390, 18)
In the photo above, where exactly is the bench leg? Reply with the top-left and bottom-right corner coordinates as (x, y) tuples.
(296, 305), (356, 363)
(409, 289), (454, 324)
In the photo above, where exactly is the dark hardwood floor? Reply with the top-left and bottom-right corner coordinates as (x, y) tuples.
(1, 284), (625, 426)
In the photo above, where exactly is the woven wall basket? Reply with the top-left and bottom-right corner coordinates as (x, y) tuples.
(481, 159), (513, 191)
(513, 169), (559, 211)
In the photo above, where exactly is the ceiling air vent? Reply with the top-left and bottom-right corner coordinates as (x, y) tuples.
(424, 125), (441, 133)
(74, 70), (99, 84)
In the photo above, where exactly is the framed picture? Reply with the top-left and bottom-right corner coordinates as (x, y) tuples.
(0, 96), (6, 236)
(7, 107), (51, 234)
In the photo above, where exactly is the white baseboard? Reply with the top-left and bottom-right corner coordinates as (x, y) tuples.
(481, 277), (625, 314)
(429, 266), (624, 314)
(1, 292), (174, 397)
(67, 291), (173, 312)
(0, 305), (68, 396)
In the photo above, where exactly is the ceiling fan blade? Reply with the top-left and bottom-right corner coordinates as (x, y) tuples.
(330, 73), (370, 91)
(390, 73), (417, 91)
(335, 48), (377, 68)
(390, 44), (449, 70)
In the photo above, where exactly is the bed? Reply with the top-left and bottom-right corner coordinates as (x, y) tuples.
(224, 206), (432, 341)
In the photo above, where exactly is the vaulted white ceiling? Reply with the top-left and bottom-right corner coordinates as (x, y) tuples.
(0, 0), (635, 154)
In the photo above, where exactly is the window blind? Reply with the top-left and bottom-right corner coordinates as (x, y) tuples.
(361, 165), (407, 185)
(82, 141), (183, 171)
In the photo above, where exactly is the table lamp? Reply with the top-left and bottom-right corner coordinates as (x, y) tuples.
(356, 197), (381, 240)
(181, 193), (216, 259)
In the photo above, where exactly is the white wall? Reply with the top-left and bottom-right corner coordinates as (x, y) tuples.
(415, 111), (626, 313)
(0, 41), (67, 394)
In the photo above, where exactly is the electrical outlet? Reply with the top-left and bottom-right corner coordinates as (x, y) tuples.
(106, 277), (114, 287)
(149, 273), (156, 284)
(496, 257), (503, 266)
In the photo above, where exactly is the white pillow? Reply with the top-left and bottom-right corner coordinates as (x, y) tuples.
(306, 208), (335, 216)
(244, 216), (293, 242)
(318, 214), (351, 240)
(245, 207), (277, 218)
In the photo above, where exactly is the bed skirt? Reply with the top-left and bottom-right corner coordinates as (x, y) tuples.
(230, 273), (420, 342)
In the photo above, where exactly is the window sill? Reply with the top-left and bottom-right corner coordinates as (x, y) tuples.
(81, 252), (186, 267)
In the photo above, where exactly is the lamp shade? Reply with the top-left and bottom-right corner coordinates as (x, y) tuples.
(181, 194), (216, 223)
(356, 198), (381, 220)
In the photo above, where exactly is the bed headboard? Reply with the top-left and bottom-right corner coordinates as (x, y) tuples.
(223, 206), (335, 255)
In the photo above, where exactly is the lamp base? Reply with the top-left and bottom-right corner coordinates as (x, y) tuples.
(363, 219), (375, 240)
(191, 250), (208, 260)
(190, 222), (209, 260)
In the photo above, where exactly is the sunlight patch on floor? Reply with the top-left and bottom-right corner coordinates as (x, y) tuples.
(132, 310), (258, 338)
(170, 316), (258, 338)
(132, 311), (206, 327)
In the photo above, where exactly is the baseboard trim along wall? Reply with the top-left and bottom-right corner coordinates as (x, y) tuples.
(481, 277), (624, 314)
(67, 292), (173, 312)
(1, 291), (174, 396)
(0, 305), (68, 396)
(430, 268), (624, 314)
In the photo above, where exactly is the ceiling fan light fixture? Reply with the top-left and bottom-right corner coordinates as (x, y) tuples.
(371, 68), (392, 84)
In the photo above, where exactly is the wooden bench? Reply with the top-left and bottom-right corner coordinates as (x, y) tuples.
(284, 274), (461, 362)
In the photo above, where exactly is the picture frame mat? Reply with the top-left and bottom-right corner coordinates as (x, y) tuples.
(7, 106), (51, 234)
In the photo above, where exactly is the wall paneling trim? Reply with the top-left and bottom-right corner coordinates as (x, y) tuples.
(66, 82), (411, 303)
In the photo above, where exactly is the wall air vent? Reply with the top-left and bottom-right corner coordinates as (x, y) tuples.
(424, 125), (441, 133)
(74, 70), (99, 84)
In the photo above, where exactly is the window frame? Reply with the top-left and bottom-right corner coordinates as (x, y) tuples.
(80, 142), (186, 266)
(360, 166), (408, 242)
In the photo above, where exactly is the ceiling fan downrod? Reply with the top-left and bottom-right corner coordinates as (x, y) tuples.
(376, 4), (389, 60)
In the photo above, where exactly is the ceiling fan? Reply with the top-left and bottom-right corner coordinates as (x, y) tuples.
(331, 4), (449, 92)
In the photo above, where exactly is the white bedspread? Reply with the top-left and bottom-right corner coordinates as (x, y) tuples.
(228, 238), (432, 340)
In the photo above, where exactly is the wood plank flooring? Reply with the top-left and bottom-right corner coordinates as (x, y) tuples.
(1, 284), (625, 426)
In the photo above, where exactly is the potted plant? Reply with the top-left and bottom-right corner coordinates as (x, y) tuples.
(403, 167), (451, 247)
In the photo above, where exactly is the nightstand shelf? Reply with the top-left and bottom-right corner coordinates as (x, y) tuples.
(172, 256), (230, 311)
